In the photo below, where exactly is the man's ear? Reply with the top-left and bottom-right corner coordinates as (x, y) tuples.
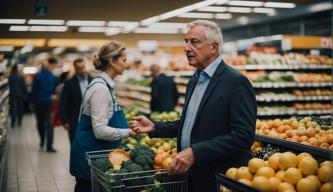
(211, 42), (219, 54)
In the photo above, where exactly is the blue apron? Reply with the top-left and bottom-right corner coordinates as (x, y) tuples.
(70, 77), (128, 180)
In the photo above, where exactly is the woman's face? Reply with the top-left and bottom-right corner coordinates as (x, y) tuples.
(112, 50), (129, 75)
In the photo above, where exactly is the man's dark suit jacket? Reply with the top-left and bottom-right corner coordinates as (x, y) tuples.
(150, 73), (179, 112)
(59, 75), (92, 142)
(151, 60), (257, 192)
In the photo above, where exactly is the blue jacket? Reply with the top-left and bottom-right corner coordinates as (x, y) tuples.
(30, 69), (58, 104)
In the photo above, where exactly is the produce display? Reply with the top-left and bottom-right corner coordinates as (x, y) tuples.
(224, 152), (333, 192)
(256, 117), (333, 150)
(292, 89), (332, 97)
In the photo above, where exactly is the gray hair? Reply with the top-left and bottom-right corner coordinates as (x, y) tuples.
(187, 20), (223, 54)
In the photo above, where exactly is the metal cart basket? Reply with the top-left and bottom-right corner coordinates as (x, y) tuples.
(87, 149), (189, 192)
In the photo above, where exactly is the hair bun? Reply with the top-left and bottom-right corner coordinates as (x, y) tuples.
(93, 54), (102, 70)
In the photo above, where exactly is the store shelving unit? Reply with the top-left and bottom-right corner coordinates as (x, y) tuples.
(0, 77), (9, 192)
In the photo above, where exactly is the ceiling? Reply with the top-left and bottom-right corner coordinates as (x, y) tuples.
(0, 0), (326, 47)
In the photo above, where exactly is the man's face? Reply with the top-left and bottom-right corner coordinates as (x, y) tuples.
(75, 61), (87, 78)
(184, 25), (217, 69)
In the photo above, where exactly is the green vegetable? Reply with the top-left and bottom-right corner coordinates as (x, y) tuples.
(92, 158), (113, 172)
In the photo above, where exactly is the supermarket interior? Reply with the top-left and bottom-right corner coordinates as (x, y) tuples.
(0, 0), (332, 192)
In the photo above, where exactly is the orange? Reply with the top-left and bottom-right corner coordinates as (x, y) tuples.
(317, 163), (333, 183)
(268, 153), (281, 171)
(154, 152), (169, 166)
(298, 156), (319, 176)
(269, 177), (281, 192)
(296, 178), (317, 192)
(225, 167), (237, 180)
(306, 175), (321, 191)
(273, 119), (283, 128)
(236, 166), (253, 180)
(279, 152), (297, 170)
(248, 158), (266, 174)
(238, 178), (252, 186)
(284, 167), (302, 185)
(296, 152), (312, 163)
(320, 161), (333, 167)
(278, 182), (295, 192)
(256, 166), (275, 179)
(275, 170), (285, 181)
(252, 176), (271, 192)
(320, 182), (332, 192)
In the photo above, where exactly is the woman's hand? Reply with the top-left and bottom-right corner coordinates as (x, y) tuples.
(129, 116), (155, 134)
(129, 129), (137, 137)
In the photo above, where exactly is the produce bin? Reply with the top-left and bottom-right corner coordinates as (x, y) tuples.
(87, 149), (189, 192)
(215, 173), (260, 192)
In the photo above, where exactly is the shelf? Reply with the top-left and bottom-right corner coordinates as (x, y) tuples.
(117, 83), (151, 93)
(255, 134), (332, 159)
(232, 64), (332, 70)
(116, 92), (150, 103)
(253, 82), (333, 88)
(0, 90), (9, 104)
(256, 95), (332, 102)
(136, 107), (150, 114)
(0, 79), (8, 89)
(216, 174), (260, 192)
(257, 109), (332, 116)
(296, 109), (332, 115)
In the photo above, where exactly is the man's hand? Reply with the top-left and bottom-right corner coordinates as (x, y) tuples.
(63, 123), (70, 130)
(129, 129), (137, 137)
(129, 116), (155, 133)
(169, 147), (195, 175)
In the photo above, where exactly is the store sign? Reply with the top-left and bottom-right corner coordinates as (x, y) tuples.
(35, 0), (48, 16)
(320, 38), (332, 49)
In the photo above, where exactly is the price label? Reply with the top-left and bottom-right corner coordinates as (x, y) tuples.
(320, 38), (333, 48)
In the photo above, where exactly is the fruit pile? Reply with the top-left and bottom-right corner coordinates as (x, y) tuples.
(256, 117), (333, 150)
(252, 142), (281, 160)
(123, 107), (140, 122)
(293, 103), (332, 110)
(225, 152), (333, 192)
(292, 89), (332, 97)
(150, 111), (180, 122)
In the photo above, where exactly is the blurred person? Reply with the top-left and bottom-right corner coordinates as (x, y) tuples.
(52, 71), (69, 127)
(150, 64), (179, 112)
(70, 41), (137, 192)
(59, 58), (92, 143)
(31, 58), (58, 152)
(130, 20), (257, 192)
(9, 64), (27, 127)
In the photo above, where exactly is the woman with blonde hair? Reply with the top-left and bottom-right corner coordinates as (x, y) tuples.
(70, 41), (136, 191)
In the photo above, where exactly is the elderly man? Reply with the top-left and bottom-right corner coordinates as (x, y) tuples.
(130, 20), (257, 191)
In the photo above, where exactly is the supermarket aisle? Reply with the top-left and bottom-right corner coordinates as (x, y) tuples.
(6, 114), (75, 192)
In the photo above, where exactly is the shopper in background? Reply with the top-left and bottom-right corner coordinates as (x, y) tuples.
(130, 20), (257, 192)
(31, 58), (58, 152)
(70, 41), (137, 192)
(59, 58), (92, 144)
(150, 64), (179, 112)
(9, 64), (27, 127)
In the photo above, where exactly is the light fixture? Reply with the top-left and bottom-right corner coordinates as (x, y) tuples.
(23, 67), (38, 74)
(29, 26), (67, 32)
(178, 12), (214, 19)
(227, 0), (263, 7)
(66, 20), (106, 26)
(264, 2), (296, 8)
(0, 19), (26, 24)
(9, 25), (29, 31)
(197, 6), (227, 12)
(238, 16), (249, 25)
(215, 13), (232, 19)
(228, 7), (252, 13)
(148, 22), (188, 29)
(134, 28), (179, 34)
(107, 21), (135, 27)
(78, 27), (106, 32)
(105, 28), (121, 36)
(123, 22), (140, 33)
(28, 19), (64, 25)
(141, 16), (161, 26)
(0, 46), (14, 52)
(215, 0), (229, 5)
(253, 8), (276, 15)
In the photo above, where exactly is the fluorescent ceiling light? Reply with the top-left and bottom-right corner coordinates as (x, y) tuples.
(0, 19), (26, 24)
(134, 28), (179, 34)
(198, 6), (227, 12)
(264, 2), (295, 8)
(107, 21), (135, 27)
(123, 22), (140, 33)
(215, 0), (229, 5)
(253, 8), (275, 14)
(105, 28), (121, 36)
(66, 20), (106, 26)
(238, 16), (249, 25)
(149, 22), (188, 29)
(178, 12), (214, 19)
(141, 16), (160, 26)
(78, 27), (106, 32)
(29, 26), (67, 32)
(28, 19), (64, 25)
(228, 0), (263, 7)
(23, 67), (38, 74)
(215, 13), (232, 19)
(228, 7), (252, 13)
(310, 2), (333, 12)
(0, 46), (14, 52)
(9, 25), (29, 31)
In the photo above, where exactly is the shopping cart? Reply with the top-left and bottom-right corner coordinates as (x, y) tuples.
(87, 149), (189, 192)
